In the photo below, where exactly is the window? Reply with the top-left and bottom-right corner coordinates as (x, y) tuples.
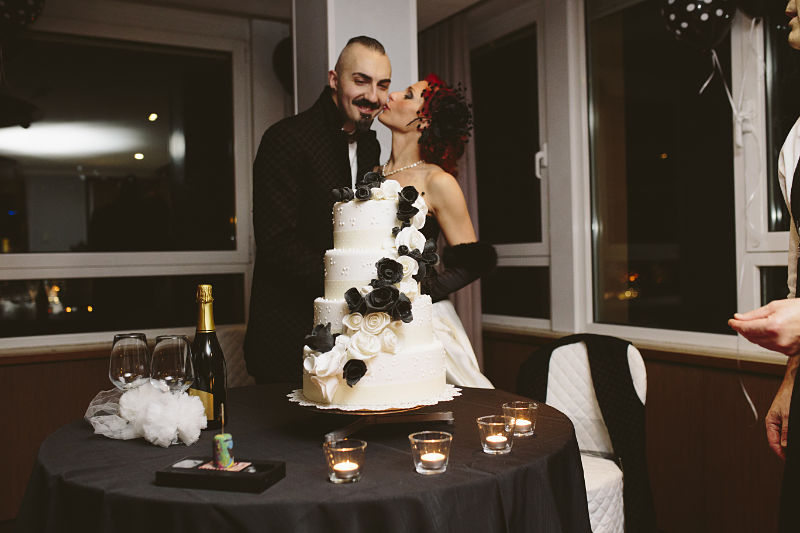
(0, 33), (235, 253)
(586, 1), (736, 335)
(0, 7), (253, 345)
(468, 1), (550, 328)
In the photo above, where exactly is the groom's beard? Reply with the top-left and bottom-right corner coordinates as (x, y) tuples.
(353, 97), (380, 131)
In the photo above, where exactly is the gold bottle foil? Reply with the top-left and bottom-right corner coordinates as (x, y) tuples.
(196, 284), (216, 332)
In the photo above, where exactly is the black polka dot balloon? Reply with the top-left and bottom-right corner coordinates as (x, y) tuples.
(0, 0), (45, 41)
(661, 0), (736, 50)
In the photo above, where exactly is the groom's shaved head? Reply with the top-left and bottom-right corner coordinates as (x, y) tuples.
(334, 36), (386, 74)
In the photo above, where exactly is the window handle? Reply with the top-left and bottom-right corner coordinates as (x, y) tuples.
(534, 143), (548, 179)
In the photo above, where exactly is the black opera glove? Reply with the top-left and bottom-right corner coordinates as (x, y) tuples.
(421, 241), (497, 303)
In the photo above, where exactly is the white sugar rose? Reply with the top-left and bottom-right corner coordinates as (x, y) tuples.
(398, 279), (419, 301)
(371, 187), (385, 200)
(411, 195), (429, 229)
(342, 313), (363, 334)
(360, 285), (372, 296)
(312, 344), (348, 377)
(381, 179), (402, 199)
(381, 328), (399, 354)
(347, 331), (382, 360)
(397, 255), (419, 280)
(362, 312), (391, 335)
(395, 226), (426, 253)
(310, 374), (339, 403)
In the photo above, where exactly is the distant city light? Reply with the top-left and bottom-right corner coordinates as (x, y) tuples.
(7, 210), (16, 215)
(87, 305), (93, 312)
(148, 113), (158, 122)
(660, 153), (668, 159)
(65, 307), (72, 313)
(134, 153), (144, 160)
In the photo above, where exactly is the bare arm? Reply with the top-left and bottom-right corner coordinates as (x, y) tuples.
(425, 170), (476, 246)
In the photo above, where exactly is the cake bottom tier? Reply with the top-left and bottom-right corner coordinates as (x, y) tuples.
(302, 341), (446, 407)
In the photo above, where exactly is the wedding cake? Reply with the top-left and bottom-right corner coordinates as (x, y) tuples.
(300, 172), (449, 409)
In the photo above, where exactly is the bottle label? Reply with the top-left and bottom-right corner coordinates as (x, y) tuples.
(188, 388), (214, 420)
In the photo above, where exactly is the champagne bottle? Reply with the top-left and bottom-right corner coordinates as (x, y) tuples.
(189, 284), (227, 430)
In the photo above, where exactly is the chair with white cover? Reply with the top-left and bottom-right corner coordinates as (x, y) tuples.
(516, 334), (656, 533)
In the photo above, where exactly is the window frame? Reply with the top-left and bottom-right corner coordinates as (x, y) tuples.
(0, 1), (254, 349)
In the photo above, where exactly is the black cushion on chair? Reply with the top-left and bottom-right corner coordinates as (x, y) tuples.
(516, 333), (658, 533)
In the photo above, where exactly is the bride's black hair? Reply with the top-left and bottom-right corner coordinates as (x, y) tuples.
(416, 73), (473, 177)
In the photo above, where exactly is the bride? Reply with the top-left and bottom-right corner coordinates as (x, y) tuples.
(377, 73), (495, 388)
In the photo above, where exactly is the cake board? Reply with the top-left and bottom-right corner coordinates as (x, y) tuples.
(288, 388), (459, 442)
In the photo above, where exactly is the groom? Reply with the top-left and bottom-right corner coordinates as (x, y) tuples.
(245, 36), (392, 384)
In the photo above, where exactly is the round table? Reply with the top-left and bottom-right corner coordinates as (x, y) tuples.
(16, 385), (591, 533)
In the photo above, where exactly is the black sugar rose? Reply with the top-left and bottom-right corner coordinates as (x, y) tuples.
(396, 202), (419, 222)
(423, 238), (437, 254)
(357, 171), (383, 189)
(364, 284), (400, 313)
(399, 185), (419, 205)
(376, 258), (403, 284)
(413, 261), (427, 282)
(304, 323), (336, 352)
(355, 185), (372, 201)
(391, 293), (414, 323)
(343, 359), (367, 387)
(331, 187), (354, 202)
(397, 245), (409, 256)
(344, 287), (366, 314)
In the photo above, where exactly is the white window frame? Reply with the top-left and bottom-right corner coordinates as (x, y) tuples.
(0, 0), (255, 349)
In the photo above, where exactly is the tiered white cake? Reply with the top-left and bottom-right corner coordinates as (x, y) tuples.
(301, 179), (448, 408)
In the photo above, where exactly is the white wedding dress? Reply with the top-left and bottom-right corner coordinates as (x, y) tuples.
(432, 299), (494, 388)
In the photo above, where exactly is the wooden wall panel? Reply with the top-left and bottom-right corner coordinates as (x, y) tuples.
(3, 351), (108, 522)
(483, 331), (786, 533)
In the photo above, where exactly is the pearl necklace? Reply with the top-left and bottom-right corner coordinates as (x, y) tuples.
(381, 159), (424, 177)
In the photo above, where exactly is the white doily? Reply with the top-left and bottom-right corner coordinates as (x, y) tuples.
(287, 384), (461, 411)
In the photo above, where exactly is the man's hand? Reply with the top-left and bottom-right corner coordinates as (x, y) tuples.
(729, 299), (800, 355)
(766, 378), (794, 460)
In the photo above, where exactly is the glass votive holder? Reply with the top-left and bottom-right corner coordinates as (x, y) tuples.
(323, 439), (367, 484)
(408, 431), (453, 475)
(476, 415), (515, 455)
(502, 401), (538, 437)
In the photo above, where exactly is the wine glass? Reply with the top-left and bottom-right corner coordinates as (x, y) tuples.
(150, 335), (194, 394)
(109, 333), (150, 390)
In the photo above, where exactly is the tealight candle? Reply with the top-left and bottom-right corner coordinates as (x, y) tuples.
(485, 434), (508, 450)
(420, 452), (446, 470)
(513, 419), (532, 433)
(332, 461), (360, 480)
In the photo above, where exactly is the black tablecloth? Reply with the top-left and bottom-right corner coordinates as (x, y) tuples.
(16, 385), (591, 533)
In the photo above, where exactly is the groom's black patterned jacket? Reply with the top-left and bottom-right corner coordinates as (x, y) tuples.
(245, 87), (381, 383)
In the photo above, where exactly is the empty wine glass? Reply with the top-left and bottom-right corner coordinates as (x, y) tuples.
(109, 333), (150, 390)
(150, 335), (194, 394)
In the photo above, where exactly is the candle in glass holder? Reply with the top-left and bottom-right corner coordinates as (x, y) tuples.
(409, 431), (452, 475)
(476, 415), (514, 455)
(503, 401), (538, 437)
(324, 439), (367, 483)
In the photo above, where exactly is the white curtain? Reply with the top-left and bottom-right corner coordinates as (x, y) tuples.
(418, 14), (485, 369)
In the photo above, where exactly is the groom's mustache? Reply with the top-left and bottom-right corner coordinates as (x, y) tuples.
(352, 97), (381, 111)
